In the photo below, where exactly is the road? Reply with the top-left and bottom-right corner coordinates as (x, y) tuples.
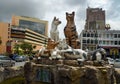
(15, 61), (26, 67)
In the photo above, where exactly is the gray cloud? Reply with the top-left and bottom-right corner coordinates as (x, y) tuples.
(64, 0), (87, 6)
(0, 0), (46, 22)
(0, 0), (119, 38)
(107, 2), (120, 21)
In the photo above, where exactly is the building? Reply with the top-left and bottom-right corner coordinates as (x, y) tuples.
(0, 15), (48, 54)
(11, 15), (48, 52)
(97, 30), (120, 58)
(11, 15), (48, 36)
(11, 27), (48, 50)
(85, 7), (105, 30)
(80, 7), (120, 58)
(80, 7), (105, 50)
(0, 22), (11, 54)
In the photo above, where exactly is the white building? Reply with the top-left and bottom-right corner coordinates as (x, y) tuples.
(80, 29), (120, 58)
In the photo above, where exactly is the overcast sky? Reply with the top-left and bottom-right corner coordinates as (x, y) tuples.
(0, 0), (120, 39)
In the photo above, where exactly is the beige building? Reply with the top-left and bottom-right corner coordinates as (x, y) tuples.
(11, 27), (48, 51)
(11, 15), (48, 36)
(0, 22), (11, 54)
(11, 15), (48, 52)
(0, 15), (48, 54)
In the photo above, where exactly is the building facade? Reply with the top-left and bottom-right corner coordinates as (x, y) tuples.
(80, 30), (120, 58)
(85, 7), (105, 30)
(80, 7), (120, 58)
(11, 15), (49, 52)
(11, 27), (48, 50)
(0, 15), (48, 54)
(80, 7), (105, 50)
(11, 15), (48, 36)
(0, 22), (11, 54)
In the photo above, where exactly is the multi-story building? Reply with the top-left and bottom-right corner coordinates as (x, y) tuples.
(11, 15), (48, 52)
(85, 7), (105, 30)
(97, 30), (120, 58)
(80, 7), (120, 58)
(0, 22), (11, 54)
(81, 7), (105, 50)
(0, 15), (48, 54)
(11, 15), (48, 36)
(80, 29), (120, 58)
(11, 27), (48, 50)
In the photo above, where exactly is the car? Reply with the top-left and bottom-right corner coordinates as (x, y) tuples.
(22, 56), (29, 61)
(0, 55), (15, 67)
(114, 59), (120, 68)
(107, 57), (114, 65)
(14, 56), (24, 62)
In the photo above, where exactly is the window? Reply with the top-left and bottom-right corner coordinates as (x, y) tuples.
(114, 34), (117, 38)
(91, 40), (93, 44)
(114, 41), (117, 45)
(87, 33), (90, 37)
(83, 40), (86, 43)
(119, 41), (120, 45)
(118, 34), (120, 38)
(8, 28), (11, 31)
(91, 33), (94, 37)
(19, 20), (45, 35)
(95, 33), (98, 37)
(8, 24), (10, 27)
(83, 33), (86, 37)
(103, 41), (105, 44)
(87, 39), (90, 44)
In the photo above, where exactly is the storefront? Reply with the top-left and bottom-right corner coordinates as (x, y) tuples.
(102, 46), (120, 59)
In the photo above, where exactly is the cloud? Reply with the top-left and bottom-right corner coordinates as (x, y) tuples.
(0, 0), (120, 38)
(0, 0), (46, 22)
(106, 0), (120, 20)
(64, 0), (87, 6)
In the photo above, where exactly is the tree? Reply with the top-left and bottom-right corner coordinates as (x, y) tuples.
(14, 43), (21, 54)
(20, 42), (33, 55)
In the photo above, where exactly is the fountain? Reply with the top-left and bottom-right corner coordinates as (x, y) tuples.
(24, 12), (115, 84)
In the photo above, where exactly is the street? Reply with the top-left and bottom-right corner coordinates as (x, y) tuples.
(15, 61), (26, 67)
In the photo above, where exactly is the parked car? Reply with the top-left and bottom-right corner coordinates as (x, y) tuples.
(107, 57), (114, 65)
(22, 56), (29, 61)
(114, 59), (120, 68)
(0, 55), (15, 67)
(14, 56), (24, 62)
